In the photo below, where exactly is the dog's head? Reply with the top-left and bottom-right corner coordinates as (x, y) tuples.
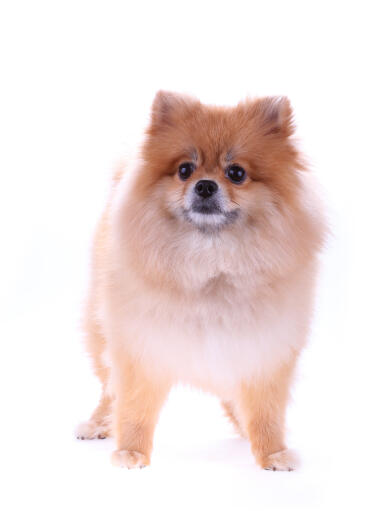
(137, 91), (303, 234)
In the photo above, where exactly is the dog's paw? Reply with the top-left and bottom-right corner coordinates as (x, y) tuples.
(111, 450), (149, 469)
(75, 420), (109, 440)
(262, 449), (299, 471)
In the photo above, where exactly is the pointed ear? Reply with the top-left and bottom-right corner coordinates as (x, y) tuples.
(255, 96), (295, 136)
(150, 90), (198, 130)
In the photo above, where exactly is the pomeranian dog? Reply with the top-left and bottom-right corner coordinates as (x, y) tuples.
(76, 91), (326, 471)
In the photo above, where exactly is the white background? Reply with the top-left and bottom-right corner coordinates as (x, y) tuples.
(1, 1), (364, 510)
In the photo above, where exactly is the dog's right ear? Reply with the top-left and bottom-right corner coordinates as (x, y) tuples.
(150, 90), (198, 130)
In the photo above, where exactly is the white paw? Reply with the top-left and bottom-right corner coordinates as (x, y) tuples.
(75, 420), (109, 440)
(111, 450), (149, 469)
(263, 449), (299, 471)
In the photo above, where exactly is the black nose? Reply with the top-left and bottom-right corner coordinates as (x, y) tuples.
(194, 180), (218, 199)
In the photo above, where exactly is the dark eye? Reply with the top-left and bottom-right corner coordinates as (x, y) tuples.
(226, 165), (247, 184)
(178, 162), (194, 181)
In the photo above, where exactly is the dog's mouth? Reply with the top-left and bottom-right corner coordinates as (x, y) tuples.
(191, 198), (222, 215)
(182, 199), (239, 232)
(180, 189), (239, 232)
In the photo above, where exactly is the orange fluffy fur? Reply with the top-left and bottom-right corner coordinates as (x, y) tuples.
(76, 91), (326, 471)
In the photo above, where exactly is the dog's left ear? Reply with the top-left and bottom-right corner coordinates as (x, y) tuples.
(255, 96), (295, 137)
(150, 90), (198, 131)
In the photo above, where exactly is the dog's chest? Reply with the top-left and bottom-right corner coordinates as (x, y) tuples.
(116, 276), (303, 391)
